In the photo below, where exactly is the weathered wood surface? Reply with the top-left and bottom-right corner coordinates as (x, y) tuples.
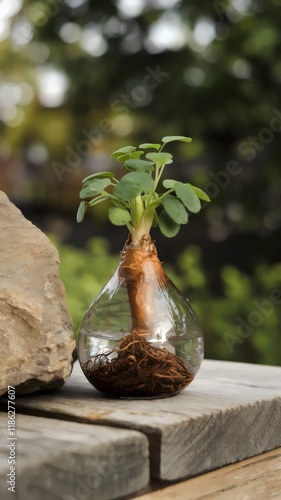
(136, 448), (281, 500)
(0, 413), (149, 500)
(1, 360), (281, 482)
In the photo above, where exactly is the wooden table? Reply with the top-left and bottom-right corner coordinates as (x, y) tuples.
(1, 359), (281, 499)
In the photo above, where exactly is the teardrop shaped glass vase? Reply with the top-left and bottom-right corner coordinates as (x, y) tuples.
(78, 236), (204, 399)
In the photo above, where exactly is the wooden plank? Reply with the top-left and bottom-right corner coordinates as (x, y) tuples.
(0, 413), (149, 500)
(135, 448), (281, 499)
(1, 359), (281, 482)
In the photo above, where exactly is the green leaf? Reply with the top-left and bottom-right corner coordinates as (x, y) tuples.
(139, 143), (161, 150)
(162, 194), (188, 224)
(146, 152), (173, 165)
(186, 184), (211, 202)
(76, 201), (87, 223)
(108, 206), (131, 226)
(82, 172), (114, 184)
(162, 179), (176, 189)
(162, 136), (192, 144)
(113, 172), (154, 201)
(152, 211), (159, 227)
(110, 146), (136, 158)
(117, 151), (144, 163)
(124, 158), (155, 172)
(115, 153), (132, 163)
(175, 182), (201, 213)
(159, 210), (180, 237)
(80, 178), (112, 199)
(129, 150), (144, 159)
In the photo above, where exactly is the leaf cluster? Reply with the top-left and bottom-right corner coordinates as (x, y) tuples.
(77, 136), (210, 238)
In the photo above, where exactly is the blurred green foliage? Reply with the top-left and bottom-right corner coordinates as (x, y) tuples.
(53, 236), (281, 366)
(1, 1), (280, 366)
(1, 0), (281, 241)
(49, 235), (119, 333)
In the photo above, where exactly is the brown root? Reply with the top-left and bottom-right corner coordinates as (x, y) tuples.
(118, 235), (167, 332)
(82, 331), (194, 398)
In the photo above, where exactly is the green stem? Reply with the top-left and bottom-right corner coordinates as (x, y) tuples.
(88, 195), (108, 206)
(158, 188), (175, 201)
(153, 163), (161, 190)
(130, 195), (155, 245)
(88, 193), (129, 210)
(129, 157), (170, 244)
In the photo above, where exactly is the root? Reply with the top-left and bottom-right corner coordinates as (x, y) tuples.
(82, 332), (194, 398)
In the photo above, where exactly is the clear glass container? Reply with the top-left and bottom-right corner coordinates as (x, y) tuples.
(78, 247), (204, 399)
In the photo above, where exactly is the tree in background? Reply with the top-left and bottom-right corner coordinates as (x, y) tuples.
(1, 1), (280, 233)
(0, 0), (280, 364)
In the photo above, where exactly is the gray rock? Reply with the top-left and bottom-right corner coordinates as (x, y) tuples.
(0, 191), (75, 395)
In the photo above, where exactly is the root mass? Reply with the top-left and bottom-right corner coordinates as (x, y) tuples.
(82, 332), (194, 398)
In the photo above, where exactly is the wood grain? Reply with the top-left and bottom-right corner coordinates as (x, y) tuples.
(0, 413), (149, 500)
(1, 359), (281, 482)
(135, 448), (281, 499)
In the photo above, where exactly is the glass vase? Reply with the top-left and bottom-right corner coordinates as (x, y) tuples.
(78, 236), (203, 399)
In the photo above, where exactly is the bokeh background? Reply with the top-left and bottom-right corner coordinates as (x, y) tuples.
(0, 0), (280, 364)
